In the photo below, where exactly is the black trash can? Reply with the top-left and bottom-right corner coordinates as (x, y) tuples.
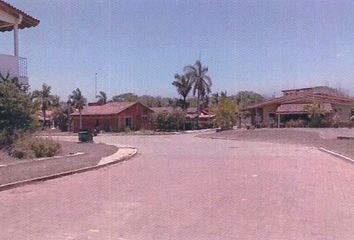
(78, 131), (93, 142)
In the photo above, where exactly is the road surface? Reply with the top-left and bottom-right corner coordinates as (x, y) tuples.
(0, 133), (354, 239)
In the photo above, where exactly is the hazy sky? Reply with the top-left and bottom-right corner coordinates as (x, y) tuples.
(2, 0), (354, 101)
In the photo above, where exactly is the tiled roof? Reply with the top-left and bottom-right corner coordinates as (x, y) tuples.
(71, 102), (138, 116)
(243, 92), (354, 110)
(0, 0), (40, 32)
(276, 103), (333, 114)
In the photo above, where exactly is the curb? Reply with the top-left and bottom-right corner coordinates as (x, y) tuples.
(318, 147), (354, 164)
(0, 147), (137, 192)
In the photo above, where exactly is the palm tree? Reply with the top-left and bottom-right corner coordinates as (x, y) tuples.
(32, 83), (53, 128)
(172, 74), (192, 110)
(96, 91), (107, 105)
(69, 88), (87, 130)
(184, 60), (212, 112)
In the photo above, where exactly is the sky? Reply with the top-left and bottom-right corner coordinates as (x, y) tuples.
(1, 0), (354, 101)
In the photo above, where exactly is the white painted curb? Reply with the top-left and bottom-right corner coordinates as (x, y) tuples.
(318, 147), (354, 164)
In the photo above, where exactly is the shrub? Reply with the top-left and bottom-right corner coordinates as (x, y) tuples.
(30, 138), (61, 158)
(0, 79), (35, 147)
(0, 129), (15, 146)
(215, 99), (237, 130)
(9, 137), (61, 159)
(152, 110), (186, 131)
(285, 119), (306, 128)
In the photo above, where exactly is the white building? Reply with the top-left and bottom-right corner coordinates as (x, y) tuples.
(0, 0), (39, 85)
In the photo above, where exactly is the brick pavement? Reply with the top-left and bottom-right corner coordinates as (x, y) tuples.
(0, 134), (353, 239)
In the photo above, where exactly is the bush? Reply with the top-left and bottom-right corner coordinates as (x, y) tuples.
(152, 110), (186, 131)
(31, 138), (61, 158)
(10, 137), (61, 159)
(285, 119), (306, 128)
(0, 79), (35, 147)
(215, 99), (237, 130)
(0, 129), (15, 146)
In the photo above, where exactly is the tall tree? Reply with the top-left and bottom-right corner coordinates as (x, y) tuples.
(0, 79), (34, 145)
(112, 92), (138, 102)
(233, 91), (265, 107)
(96, 91), (107, 105)
(68, 88), (87, 130)
(32, 83), (53, 128)
(172, 74), (192, 110)
(215, 99), (237, 130)
(52, 102), (74, 132)
(184, 60), (212, 114)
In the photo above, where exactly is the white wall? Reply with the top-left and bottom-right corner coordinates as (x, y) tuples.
(0, 53), (19, 77)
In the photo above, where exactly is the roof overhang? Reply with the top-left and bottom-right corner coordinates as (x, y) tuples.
(276, 103), (333, 115)
(243, 93), (354, 110)
(0, 0), (39, 32)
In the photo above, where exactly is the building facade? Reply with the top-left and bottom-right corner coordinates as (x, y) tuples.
(71, 102), (154, 132)
(0, 0), (39, 85)
(243, 87), (354, 128)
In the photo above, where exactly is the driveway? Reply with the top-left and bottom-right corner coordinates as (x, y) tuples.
(0, 134), (354, 239)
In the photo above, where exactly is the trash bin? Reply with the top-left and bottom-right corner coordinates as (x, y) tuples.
(78, 131), (93, 142)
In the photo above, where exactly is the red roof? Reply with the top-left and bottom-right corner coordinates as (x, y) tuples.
(0, 0), (40, 32)
(71, 102), (152, 116)
(243, 92), (354, 110)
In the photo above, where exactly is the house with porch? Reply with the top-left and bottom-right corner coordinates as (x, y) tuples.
(243, 86), (354, 128)
(0, 0), (39, 85)
(71, 102), (154, 132)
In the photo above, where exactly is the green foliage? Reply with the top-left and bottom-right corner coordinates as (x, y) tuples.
(68, 88), (87, 130)
(304, 102), (326, 128)
(172, 74), (192, 110)
(32, 83), (54, 128)
(69, 88), (87, 110)
(184, 60), (212, 111)
(0, 78), (35, 146)
(233, 91), (265, 107)
(53, 103), (74, 131)
(111, 93), (177, 108)
(152, 110), (186, 131)
(112, 92), (138, 102)
(10, 137), (61, 159)
(215, 99), (237, 130)
(96, 91), (107, 104)
(286, 119), (306, 128)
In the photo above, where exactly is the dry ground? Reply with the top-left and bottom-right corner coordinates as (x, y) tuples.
(200, 128), (354, 159)
(0, 141), (117, 185)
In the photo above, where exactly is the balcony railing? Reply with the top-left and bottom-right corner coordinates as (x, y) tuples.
(19, 57), (27, 78)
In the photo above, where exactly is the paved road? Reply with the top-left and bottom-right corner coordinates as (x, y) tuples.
(1, 134), (354, 240)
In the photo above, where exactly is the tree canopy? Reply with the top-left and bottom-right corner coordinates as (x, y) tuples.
(0, 79), (35, 145)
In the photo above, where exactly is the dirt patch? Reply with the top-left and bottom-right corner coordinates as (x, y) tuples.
(200, 128), (354, 159)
